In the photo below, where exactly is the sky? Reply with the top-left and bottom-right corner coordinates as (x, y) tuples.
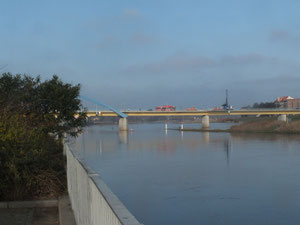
(1, 0), (300, 110)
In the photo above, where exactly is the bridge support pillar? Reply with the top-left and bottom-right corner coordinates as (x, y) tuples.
(278, 114), (287, 122)
(202, 115), (210, 129)
(119, 117), (128, 131)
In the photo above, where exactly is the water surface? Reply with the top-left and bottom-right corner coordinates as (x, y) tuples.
(69, 123), (300, 225)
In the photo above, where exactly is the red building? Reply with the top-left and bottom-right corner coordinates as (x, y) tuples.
(274, 96), (300, 109)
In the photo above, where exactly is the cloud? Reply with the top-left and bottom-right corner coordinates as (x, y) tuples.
(269, 30), (290, 41)
(93, 32), (159, 50)
(96, 35), (119, 49)
(81, 54), (300, 109)
(125, 53), (215, 73)
(241, 74), (300, 86)
(269, 29), (300, 43)
(124, 53), (278, 74)
(121, 8), (143, 20)
(129, 32), (158, 45)
(229, 74), (300, 103)
(220, 53), (277, 65)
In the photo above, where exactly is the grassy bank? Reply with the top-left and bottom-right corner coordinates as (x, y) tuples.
(230, 120), (300, 134)
(178, 119), (300, 134)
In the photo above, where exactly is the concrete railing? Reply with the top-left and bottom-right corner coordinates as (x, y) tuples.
(65, 143), (142, 225)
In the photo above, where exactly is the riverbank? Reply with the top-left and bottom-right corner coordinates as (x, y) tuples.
(179, 119), (300, 134)
(230, 120), (300, 134)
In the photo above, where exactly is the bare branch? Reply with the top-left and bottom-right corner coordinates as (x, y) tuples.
(0, 64), (8, 71)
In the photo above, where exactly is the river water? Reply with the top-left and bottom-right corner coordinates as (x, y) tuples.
(69, 123), (300, 225)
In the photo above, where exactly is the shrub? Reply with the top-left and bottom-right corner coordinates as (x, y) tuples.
(0, 110), (66, 200)
(0, 73), (87, 200)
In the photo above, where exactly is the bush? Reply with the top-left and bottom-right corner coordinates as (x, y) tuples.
(0, 109), (66, 200)
(0, 73), (86, 200)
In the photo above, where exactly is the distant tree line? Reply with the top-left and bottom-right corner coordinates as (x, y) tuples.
(252, 102), (277, 108)
(0, 73), (86, 200)
(242, 102), (277, 109)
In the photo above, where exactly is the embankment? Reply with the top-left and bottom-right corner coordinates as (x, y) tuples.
(65, 143), (141, 225)
(179, 120), (300, 134)
(230, 120), (300, 134)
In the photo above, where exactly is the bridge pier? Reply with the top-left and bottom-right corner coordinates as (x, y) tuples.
(202, 115), (210, 129)
(119, 117), (128, 131)
(278, 114), (287, 122)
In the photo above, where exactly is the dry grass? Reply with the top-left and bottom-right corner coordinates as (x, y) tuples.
(7, 169), (66, 201)
(230, 120), (300, 134)
(276, 121), (300, 133)
(29, 169), (66, 200)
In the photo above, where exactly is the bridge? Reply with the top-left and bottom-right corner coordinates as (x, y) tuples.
(85, 109), (300, 130)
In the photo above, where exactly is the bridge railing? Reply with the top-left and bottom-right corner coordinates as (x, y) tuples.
(65, 143), (142, 225)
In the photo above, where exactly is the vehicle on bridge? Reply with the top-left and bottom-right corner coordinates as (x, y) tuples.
(186, 107), (197, 111)
(155, 105), (176, 111)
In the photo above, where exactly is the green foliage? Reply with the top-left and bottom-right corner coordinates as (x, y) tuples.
(0, 111), (66, 200)
(0, 73), (87, 200)
(0, 73), (87, 137)
(290, 115), (300, 121)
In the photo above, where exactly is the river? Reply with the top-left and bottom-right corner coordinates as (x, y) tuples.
(69, 123), (300, 225)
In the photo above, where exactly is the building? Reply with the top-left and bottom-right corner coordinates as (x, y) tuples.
(286, 99), (300, 109)
(155, 105), (176, 111)
(274, 96), (300, 109)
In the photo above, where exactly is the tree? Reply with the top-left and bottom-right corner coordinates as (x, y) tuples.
(0, 111), (66, 200)
(252, 102), (277, 109)
(0, 73), (87, 137)
(0, 73), (87, 200)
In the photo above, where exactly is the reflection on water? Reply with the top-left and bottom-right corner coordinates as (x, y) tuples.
(119, 131), (128, 144)
(69, 123), (300, 225)
(202, 131), (210, 143)
(224, 138), (231, 167)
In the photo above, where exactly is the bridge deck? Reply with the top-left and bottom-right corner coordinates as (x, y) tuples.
(86, 110), (300, 117)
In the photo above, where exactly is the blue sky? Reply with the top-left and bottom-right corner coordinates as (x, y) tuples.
(1, 0), (300, 109)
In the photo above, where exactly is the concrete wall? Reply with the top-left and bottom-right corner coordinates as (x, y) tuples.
(65, 143), (142, 225)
